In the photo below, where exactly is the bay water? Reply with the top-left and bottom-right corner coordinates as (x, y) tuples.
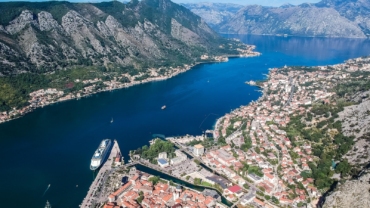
(1, 35), (370, 207)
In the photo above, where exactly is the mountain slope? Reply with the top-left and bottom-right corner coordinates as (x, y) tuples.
(219, 4), (366, 38)
(181, 3), (243, 29)
(0, 0), (249, 112)
(183, 0), (370, 38)
(0, 0), (238, 76)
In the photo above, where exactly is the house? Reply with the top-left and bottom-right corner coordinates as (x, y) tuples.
(247, 173), (263, 183)
(193, 144), (205, 156)
(264, 173), (276, 183)
(158, 152), (168, 159)
(240, 193), (255, 206)
(224, 185), (243, 198)
(108, 181), (133, 202)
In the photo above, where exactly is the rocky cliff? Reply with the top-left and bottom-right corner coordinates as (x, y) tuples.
(323, 171), (370, 208)
(183, 0), (370, 38)
(181, 3), (243, 29)
(0, 0), (237, 76)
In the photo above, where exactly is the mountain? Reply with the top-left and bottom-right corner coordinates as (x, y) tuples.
(180, 3), (243, 29)
(183, 0), (370, 38)
(0, 0), (238, 76)
(0, 0), (247, 112)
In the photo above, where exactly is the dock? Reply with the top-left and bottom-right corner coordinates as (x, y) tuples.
(80, 140), (121, 208)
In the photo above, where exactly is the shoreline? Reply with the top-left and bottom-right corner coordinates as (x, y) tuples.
(0, 48), (261, 125)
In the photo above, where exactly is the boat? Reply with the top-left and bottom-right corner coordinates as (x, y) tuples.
(90, 139), (112, 170)
(110, 118), (113, 123)
(161, 105), (166, 110)
(45, 201), (51, 208)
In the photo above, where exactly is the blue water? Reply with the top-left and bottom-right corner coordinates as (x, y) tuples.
(1, 35), (370, 207)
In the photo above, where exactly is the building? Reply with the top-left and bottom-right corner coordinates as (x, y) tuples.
(247, 173), (263, 183)
(158, 158), (169, 168)
(174, 150), (187, 160)
(171, 157), (186, 165)
(193, 144), (205, 156)
(240, 193), (255, 206)
(158, 152), (168, 159)
(224, 185), (243, 198)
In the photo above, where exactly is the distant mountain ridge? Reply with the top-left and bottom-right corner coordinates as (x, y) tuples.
(180, 3), (244, 29)
(183, 0), (370, 38)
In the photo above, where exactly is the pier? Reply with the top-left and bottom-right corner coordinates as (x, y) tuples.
(80, 140), (121, 208)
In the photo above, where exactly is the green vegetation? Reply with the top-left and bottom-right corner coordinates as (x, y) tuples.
(0, 73), (50, 111)
(284, 102), (355, 190)
(193, 178), (201, 185)
(148, 176), (161, 185)
(335, 71), (370, 98)
(186, 138), (214, 149)
(272, 196), (279, 204)
(134, 139), (175, 164)
(248, 165), (263, 177)
(137, 191), (144, 203)
(0, 66), (115, 111)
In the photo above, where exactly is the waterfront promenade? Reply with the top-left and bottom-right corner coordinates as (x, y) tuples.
(80, 140), (121, 208)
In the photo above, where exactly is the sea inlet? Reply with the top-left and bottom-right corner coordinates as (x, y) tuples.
(1, 35), (370, 207)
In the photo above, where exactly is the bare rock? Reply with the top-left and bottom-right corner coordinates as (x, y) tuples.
(171, 18), (201, 45)
(5, 10), (39, 35)
(38, 11), (63, 32)
(323, 172), (370, 208)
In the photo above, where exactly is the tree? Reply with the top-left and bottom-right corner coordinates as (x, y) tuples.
(194, 178), (201, 185)
(335, 159), (351, 177)
(148, 176), (160, 185)
(272, 196), (279, 204)
(137, 191), (144, 203)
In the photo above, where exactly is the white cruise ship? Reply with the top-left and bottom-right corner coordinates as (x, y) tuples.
(90, 139), (112, 170)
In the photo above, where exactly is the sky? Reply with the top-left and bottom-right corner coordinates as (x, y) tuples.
(0, 0), (322, 7)
(172, 0), (321, 7)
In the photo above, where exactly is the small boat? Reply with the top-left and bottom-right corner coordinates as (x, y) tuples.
(110, 118), (113, 123)
(45, 200), (51, 208)
(161, 105), (166, 110)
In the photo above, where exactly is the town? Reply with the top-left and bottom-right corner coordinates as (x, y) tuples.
(80, 55), (370, 208)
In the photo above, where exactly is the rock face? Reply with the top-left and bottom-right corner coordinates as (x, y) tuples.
(323, 172), (370, 208)
(183, 0), (370, 38)
(0, 0), (228, 75)
(181, 3), (243, 29)
(339, 91), (370, 166)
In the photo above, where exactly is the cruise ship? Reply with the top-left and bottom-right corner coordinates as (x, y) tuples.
(90, 139), (112, 170)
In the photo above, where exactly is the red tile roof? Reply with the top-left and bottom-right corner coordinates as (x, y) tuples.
(228, 185), (242, 193)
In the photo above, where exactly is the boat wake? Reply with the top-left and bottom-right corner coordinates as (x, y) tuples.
(42, 184), (51, 197)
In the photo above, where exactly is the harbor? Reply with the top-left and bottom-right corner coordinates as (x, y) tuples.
(1, 36), (368, 207)
(81, 140), (122, 207)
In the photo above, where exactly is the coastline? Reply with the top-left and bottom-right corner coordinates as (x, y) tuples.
(0, 47), (261, 124)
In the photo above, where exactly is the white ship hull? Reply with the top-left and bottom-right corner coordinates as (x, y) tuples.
(90, 139), (112, 171)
